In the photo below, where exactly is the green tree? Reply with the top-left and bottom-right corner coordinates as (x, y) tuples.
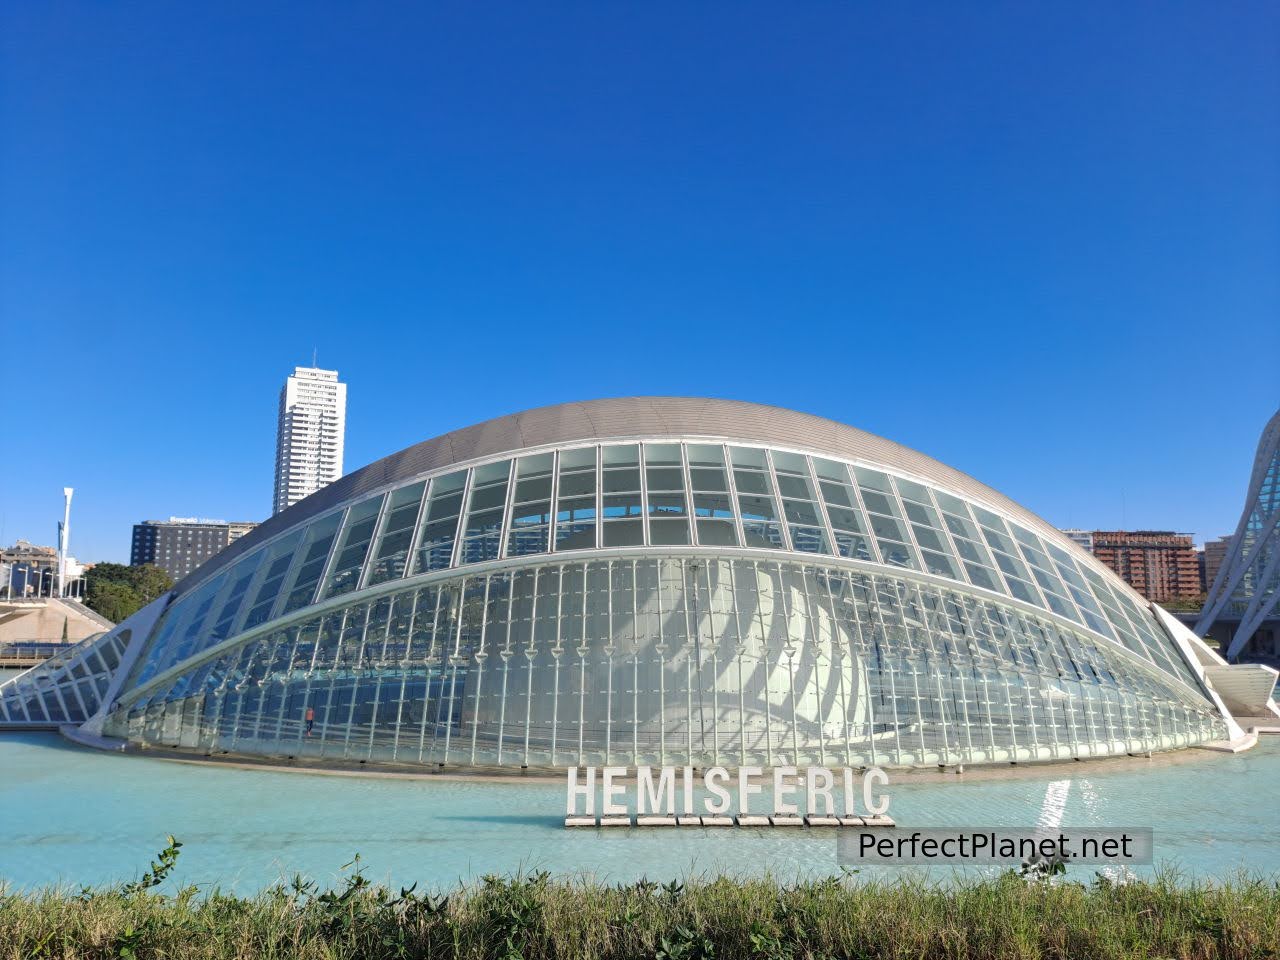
(85, 579), (142, 623)
(127, 564), (174, 603)
(83, 563), (173, 623)
(85, 562), (133, 585)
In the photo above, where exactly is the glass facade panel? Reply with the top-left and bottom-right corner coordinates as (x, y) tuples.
(459, 460), (511, 566)
(207, 550), (265, 644)
(731, 446), (786, 549)
(645, 444), (691, 545)
(688, 446), (738, 547)
(857, 474), (917, 571)
(366, 481), (427, 586)
(104, 556), (1224, 770)
(320, 495), (386, 600)
(242, 530), (306, 631)
(555, 447), (597, 552)
(772, 451), (831, 556)
(51, 435), (1216, 758)
(601, 444), (642, 546)
(131, 571), (230, 689)
(279, 512), (345, 615)
(815, 461), (876, 563)
(507, 453), (555, 558)
(411, 470), (467, 574)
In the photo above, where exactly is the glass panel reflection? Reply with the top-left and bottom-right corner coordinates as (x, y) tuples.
(412, 471), (467, 574)
(108, 556), (1223, 771)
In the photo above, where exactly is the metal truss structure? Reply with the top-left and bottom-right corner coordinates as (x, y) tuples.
(1197, 409), (1280, 661)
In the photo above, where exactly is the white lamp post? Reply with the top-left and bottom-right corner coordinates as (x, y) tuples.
(58, 487), (73, 598)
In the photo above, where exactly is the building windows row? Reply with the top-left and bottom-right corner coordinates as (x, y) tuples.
(124, 442), (1204, 699)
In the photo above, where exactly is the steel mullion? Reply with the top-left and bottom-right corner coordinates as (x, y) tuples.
(448, 468), (477, 570)
(721, 443), (748, 548)
(682, 442), (699, 547)
(546, 450), (560, 555)
(638, 444), (651, 545)
(761, 449), (794, 553)
(804, 455), (841, 559)
(400, 476), (435, 579)
(497, 458), (519, 561)
(305, 506), (352, 611)
(355, 487), (401, 593)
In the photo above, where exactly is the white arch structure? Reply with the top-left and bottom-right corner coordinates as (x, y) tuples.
(1197, 409), (1280, 661)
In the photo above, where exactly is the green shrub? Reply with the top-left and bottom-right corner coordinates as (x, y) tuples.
(0, 838), (1276, 959)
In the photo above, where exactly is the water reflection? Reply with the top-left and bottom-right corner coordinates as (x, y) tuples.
(1, 733), (1276, 892)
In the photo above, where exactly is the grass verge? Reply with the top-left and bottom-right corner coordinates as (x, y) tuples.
(1, 839), (1277, 959)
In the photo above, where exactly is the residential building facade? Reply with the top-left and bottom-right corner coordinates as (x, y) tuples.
(1090, 530), (1201, 603)
(1202, 535), (1233, 594)
(272, 366), (347, 515)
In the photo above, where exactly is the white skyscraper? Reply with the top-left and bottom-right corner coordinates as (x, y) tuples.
(273, 366), (347, 515)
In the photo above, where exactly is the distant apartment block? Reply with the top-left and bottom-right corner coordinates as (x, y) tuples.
(1202, 534), (1233, 593)
(1090, 530), (1201, 603)
(1060, 528), (1095, 555)
(131, 518), (258, 581)
(273, 366), (347, 515)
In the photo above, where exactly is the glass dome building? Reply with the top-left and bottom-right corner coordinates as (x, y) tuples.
(0, 398), (1250, 770)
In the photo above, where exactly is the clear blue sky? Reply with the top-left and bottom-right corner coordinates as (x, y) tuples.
(2, 2), (1277, 563)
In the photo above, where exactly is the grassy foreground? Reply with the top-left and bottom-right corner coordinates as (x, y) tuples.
(1, 842), (1278, 960)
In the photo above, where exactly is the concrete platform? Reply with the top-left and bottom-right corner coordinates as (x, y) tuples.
(1196, 731), (1259, 753)
(1234, 716), (1280, 735)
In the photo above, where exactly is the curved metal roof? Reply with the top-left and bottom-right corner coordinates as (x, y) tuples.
(176, 396), (1068, 594)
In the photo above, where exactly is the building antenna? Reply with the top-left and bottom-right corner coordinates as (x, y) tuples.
(312, 347), (317, 368)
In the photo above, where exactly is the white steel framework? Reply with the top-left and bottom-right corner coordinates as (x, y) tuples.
(1196, 408), (1280, 660)
(0, 398), (1241, 768)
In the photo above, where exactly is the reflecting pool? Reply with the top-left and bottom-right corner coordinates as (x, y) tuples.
(1, 733), (1277, 892)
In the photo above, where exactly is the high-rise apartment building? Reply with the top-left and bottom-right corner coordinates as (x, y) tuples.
(131, 519), (258, 581)
(1090, 530), (1201, 603)
(272, 366), (347, 515)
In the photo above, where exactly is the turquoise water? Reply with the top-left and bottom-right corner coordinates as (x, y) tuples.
(1, 732), (1277, 893)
